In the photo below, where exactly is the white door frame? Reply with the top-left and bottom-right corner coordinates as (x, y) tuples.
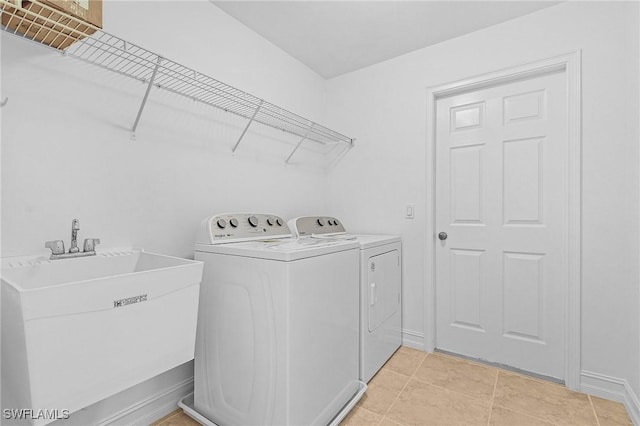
(424, 51), (582, 390)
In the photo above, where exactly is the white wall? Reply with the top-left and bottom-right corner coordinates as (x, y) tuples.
(324, 0), (640, 404)
(2, 0), (332, 260)
(3, 0), (640, 423)
(1, 1), (333, 423)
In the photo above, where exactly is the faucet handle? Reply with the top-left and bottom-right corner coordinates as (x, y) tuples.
(45, 240), (65, 256)
(83, 238), (101, 252)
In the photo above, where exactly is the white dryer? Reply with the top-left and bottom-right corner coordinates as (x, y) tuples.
(183, 213), (366, 426)
(288, 216), (402, 383)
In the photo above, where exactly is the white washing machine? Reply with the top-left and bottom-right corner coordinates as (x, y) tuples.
(288, 216), (402, 383)
(182, 213), (366, 426)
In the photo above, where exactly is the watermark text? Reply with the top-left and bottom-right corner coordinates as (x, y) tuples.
(3, 408), (70, 420)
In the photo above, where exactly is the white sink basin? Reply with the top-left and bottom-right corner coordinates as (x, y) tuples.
(1, 249), (203, 426)
(3, 248), (200, 289)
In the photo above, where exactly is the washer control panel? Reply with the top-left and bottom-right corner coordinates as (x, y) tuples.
(291, 216), (346, 236)
(199, 213), (291, 244)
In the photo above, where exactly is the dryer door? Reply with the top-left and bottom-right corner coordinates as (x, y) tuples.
(368, 249), (401, 332)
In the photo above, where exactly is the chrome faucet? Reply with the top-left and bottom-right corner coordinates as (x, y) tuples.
(69, 218), (80, 253)
(45, 219), (101, 260)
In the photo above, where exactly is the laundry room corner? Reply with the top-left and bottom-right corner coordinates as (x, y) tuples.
(3, 0), (640, 425)
(1, 1), (340, 424)
(324, 1), (640, 421)
(1, 0), (335, 261)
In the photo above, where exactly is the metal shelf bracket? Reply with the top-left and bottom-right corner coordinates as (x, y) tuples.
(0, 97), (7, 107)
(130, 56), (163, 140)
(232, 100), (263, 153)
(285, 126), (313, 164)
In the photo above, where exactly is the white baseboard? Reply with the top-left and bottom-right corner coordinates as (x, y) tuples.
(47, 364), (194, 426)
(401, 329), (425, 351)
(580, 370), (640, 425)
(105, 377), (193, 426)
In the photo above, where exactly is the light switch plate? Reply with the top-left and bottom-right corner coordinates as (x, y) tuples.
(405, 204), (415, 219)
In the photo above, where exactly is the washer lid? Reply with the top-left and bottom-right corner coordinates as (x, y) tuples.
(195, 237), (359, 261)
(345, 234), (401, 250)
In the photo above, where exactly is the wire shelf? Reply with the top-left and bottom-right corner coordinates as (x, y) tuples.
(1, 0), (355, 157)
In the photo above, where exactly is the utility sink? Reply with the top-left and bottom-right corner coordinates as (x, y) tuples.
(1, 249), (203, 426)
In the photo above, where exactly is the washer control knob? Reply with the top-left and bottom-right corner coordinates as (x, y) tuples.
(327, 219), (334, 226)
(216, 219), (227, 229)
(276, 218), (283, 226)
(317, 218), (325, 226)
(229, 218), (239, 228)
(334, 219), (340, 227)
(248, 216), (259, 227)
(267, 217), (275, 226)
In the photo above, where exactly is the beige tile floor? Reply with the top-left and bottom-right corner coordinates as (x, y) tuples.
(152, 347), (633, 426)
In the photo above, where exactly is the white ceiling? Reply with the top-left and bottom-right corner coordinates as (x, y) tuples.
(213, 1), (560, 79)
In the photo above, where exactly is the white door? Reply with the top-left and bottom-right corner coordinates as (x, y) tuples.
(435, 70), (567, 379)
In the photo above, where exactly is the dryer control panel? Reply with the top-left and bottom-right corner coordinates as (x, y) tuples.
(289, 216), (346, 236)
(196, 213), (292, 244)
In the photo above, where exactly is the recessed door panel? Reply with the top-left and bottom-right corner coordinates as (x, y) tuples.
(450, 144), (484, 225)
(450, 249), (484, 331)
(450, 102), (485, 132)
(503, 137), (543, 225)
(504, 90), (545, 124)
(503, 252), (545, 342)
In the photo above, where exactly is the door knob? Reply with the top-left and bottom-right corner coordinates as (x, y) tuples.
(438, 232), (448, 241)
